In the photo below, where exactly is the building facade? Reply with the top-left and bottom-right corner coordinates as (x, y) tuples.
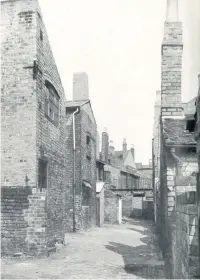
(1, 0), (68, 255)
(65, 73), (97, 232)
(153, 0), (200, 278)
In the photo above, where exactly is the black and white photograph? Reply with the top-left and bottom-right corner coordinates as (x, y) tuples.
(1, 0), (200, 278)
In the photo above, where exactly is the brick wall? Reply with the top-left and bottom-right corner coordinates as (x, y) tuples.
(101, 132), (109, 163)
(1, 186), (32, 255)
(161, 22), (183, 110)
(36, 2), (67, 248)
(172, 186), (199, 279)
(65, 102), (97, 231)
(1, 0), (67, 254)
(1, 187), (47, 256)
(1, 0), (37, 187)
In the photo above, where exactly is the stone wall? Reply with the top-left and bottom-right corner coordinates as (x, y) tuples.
(132, 196), (143, 218)
(122, 192), (133, 217)
(104, 189), (119, 224)
(172, 186), (199, 279)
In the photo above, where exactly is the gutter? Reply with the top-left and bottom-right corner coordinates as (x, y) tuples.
(72, 107), (80, 232)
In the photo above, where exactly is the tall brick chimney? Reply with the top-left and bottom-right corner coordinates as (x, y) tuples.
(73, 72), (89, 101)
(122, 138), (127, 154)
(101, 131), (109, 163)
(130, 144), (135, 161)
(161, 0), (183, 117)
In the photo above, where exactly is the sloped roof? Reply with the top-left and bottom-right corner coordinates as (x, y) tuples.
(66, 100), (89, 108)
(182, 97), (197, 117)
(162, 118), (196, 146)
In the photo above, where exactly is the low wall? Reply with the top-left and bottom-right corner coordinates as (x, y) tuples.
(132, 196), (143, 217)
(172, 189), (200, 279)
(1, 187), (47, 256)
(104, 189), (119, 224)
(122, 192), (133, 217)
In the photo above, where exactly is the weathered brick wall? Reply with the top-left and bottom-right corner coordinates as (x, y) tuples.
(1, 0), (37, 187)
(161, 22), (183, 110)
(172, 187), (199, 279)
(101, 132), (109, 163)
(1, 187), (32, 255)
(1, 187), (47, 256)
(81, 103), (97, 229)
(1, 0), (67, 254)
(65, 103), (96, 231)
(104, 189), (119, 224)
(35, 3), (67, 247)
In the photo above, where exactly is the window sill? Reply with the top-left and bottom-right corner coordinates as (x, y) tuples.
(45, 114), (59, 127)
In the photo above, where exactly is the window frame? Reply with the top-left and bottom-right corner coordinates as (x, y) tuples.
(45, 80), (60, 126)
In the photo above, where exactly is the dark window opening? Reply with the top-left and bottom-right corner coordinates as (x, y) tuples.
(186, 119), (196, 132)
(86, 135), (90, 145)
(38, 160), (47, 191)
(45, 81), (60, 126)
(40, 30), (43, 41)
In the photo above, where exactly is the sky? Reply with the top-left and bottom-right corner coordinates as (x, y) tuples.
(39, 0), (200, 164)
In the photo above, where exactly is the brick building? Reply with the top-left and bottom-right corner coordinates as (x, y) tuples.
(195, 74), (200, 271)
(65, 73), (97, 232)
(1, 0), (68, 255)
(152, 0), (200, 278)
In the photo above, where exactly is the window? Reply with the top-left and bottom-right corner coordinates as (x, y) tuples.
(38, 160), (48, 191)
(40, 29), (43, 41)
(86, 135), (90, 145)
(45, 81), (60, 125)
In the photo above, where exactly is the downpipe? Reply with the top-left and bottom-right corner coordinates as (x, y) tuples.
(72, 108), (80, 232)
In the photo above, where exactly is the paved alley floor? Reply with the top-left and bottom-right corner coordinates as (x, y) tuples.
(1, 218), (165, 279)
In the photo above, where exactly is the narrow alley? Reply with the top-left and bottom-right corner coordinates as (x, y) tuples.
(1, 218), (165, 279)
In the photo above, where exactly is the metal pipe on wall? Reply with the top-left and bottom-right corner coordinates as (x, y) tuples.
(72, 108), (80, 232)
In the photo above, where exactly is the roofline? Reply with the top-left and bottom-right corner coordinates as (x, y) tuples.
(165, 143), (196, 148)
(65, 100), (89, 110)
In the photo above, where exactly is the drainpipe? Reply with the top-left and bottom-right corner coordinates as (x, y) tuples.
(170, 148), (183, 176)
(72, 108), (80, 232)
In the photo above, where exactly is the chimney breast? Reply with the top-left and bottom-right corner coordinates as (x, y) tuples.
(73, 72), (89, 101)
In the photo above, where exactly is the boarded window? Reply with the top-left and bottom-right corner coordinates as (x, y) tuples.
(45, 81), (60, 126)
(38, 160), (48, 191)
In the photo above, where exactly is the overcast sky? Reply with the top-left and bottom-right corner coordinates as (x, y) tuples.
(39, 0), (200, 164)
